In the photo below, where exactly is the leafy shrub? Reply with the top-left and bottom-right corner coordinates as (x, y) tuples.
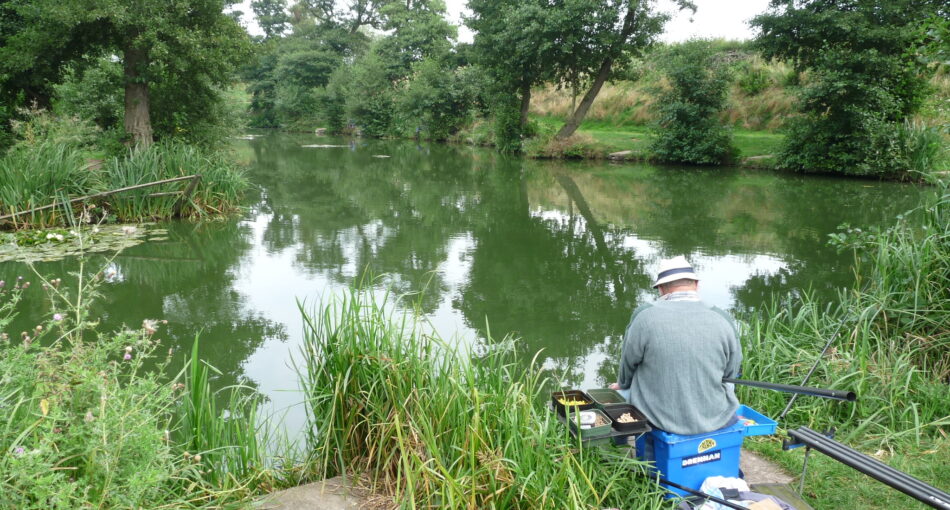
(736, 62), (771, 96)
(0, 265), (279, 508)
(344, 53), (396, 138)
(650, 40), (737, 165)
(395, 59), (474, 141)
(492, 92), (523, 153)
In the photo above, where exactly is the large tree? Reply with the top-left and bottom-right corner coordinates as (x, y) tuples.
(467, 0), (692, 146)
(553, 0), (693, 139)
(752, 0), (946, 176)
(0, 0), (250, 146)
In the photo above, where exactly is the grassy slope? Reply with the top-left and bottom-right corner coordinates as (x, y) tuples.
(533, 116), (785, 161)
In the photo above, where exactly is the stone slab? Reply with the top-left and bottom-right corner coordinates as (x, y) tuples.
(255, 476), (370, 510)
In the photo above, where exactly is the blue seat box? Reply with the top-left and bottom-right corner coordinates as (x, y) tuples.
(636, 420), (746, 497)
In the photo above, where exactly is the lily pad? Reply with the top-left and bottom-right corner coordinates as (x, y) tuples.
(0, 224), (158, 263)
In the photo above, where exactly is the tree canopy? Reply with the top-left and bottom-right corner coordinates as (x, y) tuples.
(0, 0), (251, 146)
(752, 0), (946, 175)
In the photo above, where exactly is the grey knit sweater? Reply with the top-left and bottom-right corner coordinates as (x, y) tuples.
(617, 300), (742, 435)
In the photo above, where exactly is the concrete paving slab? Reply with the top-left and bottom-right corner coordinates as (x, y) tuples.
(255, 476), (370, 510)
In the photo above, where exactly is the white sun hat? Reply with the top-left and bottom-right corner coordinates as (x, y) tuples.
(652, 256), (699, 288)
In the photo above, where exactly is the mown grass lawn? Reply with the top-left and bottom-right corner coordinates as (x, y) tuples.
(533, 115), (785, 160)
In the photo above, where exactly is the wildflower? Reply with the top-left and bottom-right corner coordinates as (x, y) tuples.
(52, 278), (61, 287)
(14, 447), (24, 455)
(125, 345), (133, 353)
(69, 230), (78, 236)
(193, 454), (202, 462)
(46, 233), (55, 240)
(54, 234), (65, 242)
(142, 319), (158, 335)
(16, 276), (22, 281)
(85, 411), (95, 423)
(183, 451), (191, 459)
(53, 313), (63, 322)
(21, 282), (30, 289)
(0, 280), (5, 288)
(1, 333), (8, 342)
(34, 325), (43, 333)
(123, 353), (132, 361)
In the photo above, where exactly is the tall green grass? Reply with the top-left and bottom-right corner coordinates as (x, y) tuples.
(0, 142), (247, 230)
(740, 182), (950, 450)
(299, 290), (671, 510)
(0, 143), (99, 229)
(106, 142), (248, 222)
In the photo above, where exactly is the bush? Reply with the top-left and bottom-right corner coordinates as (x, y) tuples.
(650, 40), (737, 165)
(0, 264), (276, 508)
(736, 62), (771, 96)
(344, 53), (396, 138)
(395, 59), (474, 141)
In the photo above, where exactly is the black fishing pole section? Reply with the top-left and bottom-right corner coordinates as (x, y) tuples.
(787, 427), (950, 510)
(723, 377), (857, 402)
(656, 477), (749, 510)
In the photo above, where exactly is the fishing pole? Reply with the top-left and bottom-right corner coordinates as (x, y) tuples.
(723, 377), (856, 402)
(778, 319), (849, 422)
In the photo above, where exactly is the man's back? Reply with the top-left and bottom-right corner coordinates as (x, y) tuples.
(618, 300), (741, 435)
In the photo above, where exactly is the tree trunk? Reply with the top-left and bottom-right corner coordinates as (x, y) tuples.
(555, 57), (613, 140)
(519, 81), (531, 127)
(555, 2), (641, 140)
(123, 45), (153, 147)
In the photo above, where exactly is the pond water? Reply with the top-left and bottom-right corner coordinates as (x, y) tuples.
(0, 132), (932, 436)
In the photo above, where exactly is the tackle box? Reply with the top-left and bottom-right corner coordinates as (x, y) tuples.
(586, 388), (628, 408)
(736, 404), (777, 436)
(551, 390), (595, 416)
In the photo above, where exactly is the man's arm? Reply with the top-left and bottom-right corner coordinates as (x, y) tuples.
(615, 306), (649, 389)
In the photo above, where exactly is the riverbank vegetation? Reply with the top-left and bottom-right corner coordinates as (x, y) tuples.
(299, 290), (671, 509)
(238, 0), (947, 177)
(0, 112), (247, 231)
(0, 260), (296, 508)
(737, 179), (950, 506)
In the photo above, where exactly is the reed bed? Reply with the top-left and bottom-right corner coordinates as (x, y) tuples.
(299, 291), (671, 509)
(105, 143), (248, 222)
(0, 143), (100, 229)
(0, 142), (247, 230)
(739, 182), (950, 450)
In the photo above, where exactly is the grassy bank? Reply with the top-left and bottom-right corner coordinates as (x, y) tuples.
(525, 117), (785, 164)
(299, 291), (672, 509)
(737, 180), (949, 507)
(0, 260), (293, 508)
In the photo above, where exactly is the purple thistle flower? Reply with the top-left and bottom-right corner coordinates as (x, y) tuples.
(53, 313), (63, 322)
(0, 280), (5, 288)
(14, 447), (24, 455)
(123, 353), (132, 361)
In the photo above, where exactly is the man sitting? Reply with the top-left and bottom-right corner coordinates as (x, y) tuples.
(609, 256), (741, 435)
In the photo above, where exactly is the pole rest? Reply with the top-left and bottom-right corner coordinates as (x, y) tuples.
(783, 427), (835, 450)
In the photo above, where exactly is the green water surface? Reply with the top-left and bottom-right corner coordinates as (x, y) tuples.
(0, 132), (932, 431)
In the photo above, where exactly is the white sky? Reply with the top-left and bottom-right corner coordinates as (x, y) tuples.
(232, 0), (771, 43)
